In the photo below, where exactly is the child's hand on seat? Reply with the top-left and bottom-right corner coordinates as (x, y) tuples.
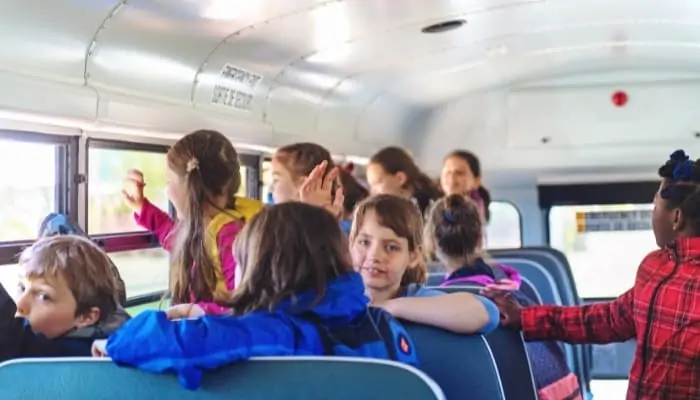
(165, 303), (205, 320)
(92, 339), (108, 357)
(479, 287), (523, 330)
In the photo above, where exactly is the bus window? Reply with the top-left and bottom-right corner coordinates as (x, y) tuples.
(88, 143), (171, 300)
(486, 201), (522, 249)
(261, 159), (272, 203)
(0, 138), (63, 293)
(548, 204), (655, 298)
(238, 166), (248, 197)
(0, 140), (56, 242)
(88, 147), (169, 235)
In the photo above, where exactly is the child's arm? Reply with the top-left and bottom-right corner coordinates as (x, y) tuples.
(384, 290), (500, 335)
(133, 199), (176, 250)
(105, 310), (313, 390)
(519, 288), (635, 344)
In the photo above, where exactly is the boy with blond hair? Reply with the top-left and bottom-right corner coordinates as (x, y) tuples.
(0, 235), (129, 360)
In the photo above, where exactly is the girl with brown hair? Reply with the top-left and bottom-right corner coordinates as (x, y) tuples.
(349, 194), (499, 334)
(121, 130), (263, 319)
(366, 147), (443, 216)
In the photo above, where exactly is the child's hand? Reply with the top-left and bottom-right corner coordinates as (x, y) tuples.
(92, 339), (108, 357)
(122, 169), (145, 213)
(299, 161), (344, 220)
(165, 303), (205, 320)
(479, 288), (523, 330)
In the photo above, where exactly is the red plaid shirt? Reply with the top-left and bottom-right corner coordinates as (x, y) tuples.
(521, 237), (700, 400)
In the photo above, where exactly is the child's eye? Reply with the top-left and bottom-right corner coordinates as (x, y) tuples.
(16, 283), (25, 293)
(37, 293), (51, 302)
(386, 244), (401, 252)
(358, 239), (370, 246)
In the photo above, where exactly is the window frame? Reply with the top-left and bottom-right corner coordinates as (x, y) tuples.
(0, 130), (79, 265)
(85, 138), (171, 252)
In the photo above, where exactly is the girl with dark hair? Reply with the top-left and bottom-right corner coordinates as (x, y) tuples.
(484, 149), (700, 399)
(441, 150), (492, 223)
(366, 147), (443, 215)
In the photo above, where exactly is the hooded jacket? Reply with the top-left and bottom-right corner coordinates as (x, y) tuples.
(106, 272), (418, 390)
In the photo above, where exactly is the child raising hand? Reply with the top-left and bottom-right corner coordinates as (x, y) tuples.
(121, 130), (263, 318)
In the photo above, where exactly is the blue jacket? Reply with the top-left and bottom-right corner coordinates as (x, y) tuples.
(106, 272), (418, 390)
(0, 283), (128, 361)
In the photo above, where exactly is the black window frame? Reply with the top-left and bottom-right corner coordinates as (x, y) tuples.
(0, 130), (79, 266)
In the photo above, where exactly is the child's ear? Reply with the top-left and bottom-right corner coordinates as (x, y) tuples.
(75, 307), (101, 329)
(408, 245), (424, 269)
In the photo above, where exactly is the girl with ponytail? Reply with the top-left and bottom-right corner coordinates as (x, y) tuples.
(121, 130), (263, 319)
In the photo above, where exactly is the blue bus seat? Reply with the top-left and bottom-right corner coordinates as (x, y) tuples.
(0, 356), (446, 400)
(491, 248), (591, 399)
(403, 322), (505, 400)
(427, 286), (538, 400)
(427, 272), (443, 286)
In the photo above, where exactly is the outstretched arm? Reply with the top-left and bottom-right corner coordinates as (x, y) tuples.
(521, 288), (636, 344)
(386, 290), (500, 335)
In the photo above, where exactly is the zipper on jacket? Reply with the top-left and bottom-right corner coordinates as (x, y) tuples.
(636, 247), (680, 400)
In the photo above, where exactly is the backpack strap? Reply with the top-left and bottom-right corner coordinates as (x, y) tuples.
(366, 307), (418, 366)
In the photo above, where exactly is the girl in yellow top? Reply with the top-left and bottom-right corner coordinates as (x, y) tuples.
(121, 130), (263, 318)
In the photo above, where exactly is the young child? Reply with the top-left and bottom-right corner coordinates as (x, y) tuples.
(484, 149), (700, 400)
(349, 194), (500, 335)
(93, 202), (417, 390)
(270, 142), (366, 232)
(425, 194), (581, 400)
(121, 130), (263, 318)
(0, 235), (128, 361)
(440, 150), (491, 224)
(366, 147), (443, 216)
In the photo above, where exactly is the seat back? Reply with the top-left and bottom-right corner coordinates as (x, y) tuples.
(0, 356), (446, 400)
(403, 322), (505, 400)
(427, 286), (538, 400)
(491, 247), (591, 397)
(427, 272), (444, 286)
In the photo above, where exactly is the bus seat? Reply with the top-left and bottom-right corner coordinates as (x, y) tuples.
(403, 322), (505, 400)
(427, 272), (443, 286)
(493, 258), (561, 305)
(0, 356), (446, 400)
(426, 262), (544, 304)
(491, 248), (591, 399)
(426, 286), (538, 400)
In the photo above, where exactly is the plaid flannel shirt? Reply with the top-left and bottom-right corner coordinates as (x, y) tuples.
(521, 237), (700, 400)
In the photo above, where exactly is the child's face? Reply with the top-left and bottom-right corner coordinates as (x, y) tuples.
(166, 166), (186, 216)
(350, 210), (419, 296)
(441, 156), (479, 196)
(15, 272), (97, 339)
(366, 163), (405, 197)
(270, 157), (303, 204)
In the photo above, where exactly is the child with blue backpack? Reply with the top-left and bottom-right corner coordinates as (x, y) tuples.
(93, 202), (417, 390)
(424, 194), (581, 400)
